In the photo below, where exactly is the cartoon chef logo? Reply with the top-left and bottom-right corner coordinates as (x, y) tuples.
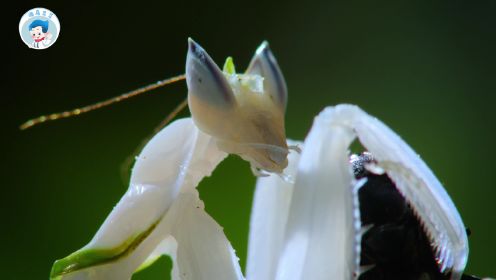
(19, 8), (60, 50)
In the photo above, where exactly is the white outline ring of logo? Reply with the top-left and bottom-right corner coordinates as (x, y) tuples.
(19, 7), (61, 50)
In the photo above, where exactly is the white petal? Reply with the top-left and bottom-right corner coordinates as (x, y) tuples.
(51, 118), (243, 280)
(246, 140), (302, 280)
(275, 114), (360, 280)
(319, 104), (468, 278)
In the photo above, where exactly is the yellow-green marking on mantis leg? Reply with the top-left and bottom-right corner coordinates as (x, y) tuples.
(50, 219), (159, 279)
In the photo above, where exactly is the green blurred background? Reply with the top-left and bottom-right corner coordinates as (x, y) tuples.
(5, 0), (496, 279)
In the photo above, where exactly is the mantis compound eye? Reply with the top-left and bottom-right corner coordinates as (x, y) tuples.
(245, 41), (288, 112)
(186, 38), (236, 109)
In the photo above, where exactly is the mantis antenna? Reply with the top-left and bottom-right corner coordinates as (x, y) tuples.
(19, 74), (186, 130)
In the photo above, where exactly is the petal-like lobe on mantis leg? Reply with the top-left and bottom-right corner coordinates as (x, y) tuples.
(138, 192), (244, 280)
(275, 114), (360, 280)
(246, 41), (288, 112)
(246, 140), (302, 280)
(320, 104), (469, 279)
(50, 118), (243, 280)
(186, 38), (236, 108)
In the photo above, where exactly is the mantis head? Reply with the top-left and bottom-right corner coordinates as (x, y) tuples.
(186, 38), (289, 174)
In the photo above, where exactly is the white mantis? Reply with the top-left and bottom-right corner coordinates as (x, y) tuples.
(36, 38), (471, 280)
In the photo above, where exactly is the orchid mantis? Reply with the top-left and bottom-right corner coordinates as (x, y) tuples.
(44, 38), (478, 280)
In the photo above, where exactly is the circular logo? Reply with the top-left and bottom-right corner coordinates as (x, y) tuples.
(19, 7), (60, 50)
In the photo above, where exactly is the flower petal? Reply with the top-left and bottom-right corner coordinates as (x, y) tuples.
(50, 118), (243, 280)
(246, 140), (302, 280)
(275, 113), (360, 280)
